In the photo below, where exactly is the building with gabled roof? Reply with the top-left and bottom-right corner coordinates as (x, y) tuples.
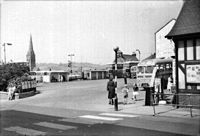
(155, 19), (176, 59)
(108, 52), (139, 78)
(166, 0), (200, 38)
(166, 0), (200, 107)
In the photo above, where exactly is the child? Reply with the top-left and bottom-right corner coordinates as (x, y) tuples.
(132, 84), (139, 101)
(122, 85), (129, 105)
(7, 83), (16, 100)
(167, 75), (173, 93)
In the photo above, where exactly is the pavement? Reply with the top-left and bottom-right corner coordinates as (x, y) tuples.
(91, 90), (200, 119)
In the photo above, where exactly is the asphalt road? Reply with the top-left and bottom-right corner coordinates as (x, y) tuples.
(0, 79), (199, 136)
(1, 109), (191, 136)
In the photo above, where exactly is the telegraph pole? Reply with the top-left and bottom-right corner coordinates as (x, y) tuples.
(68, 54), (74, 74)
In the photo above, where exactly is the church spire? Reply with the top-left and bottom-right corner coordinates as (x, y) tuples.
(29, 34), (34, 51)
(26, 34), (36, 71)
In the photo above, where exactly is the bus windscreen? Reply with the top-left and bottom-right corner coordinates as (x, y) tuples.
(137, 66), (144, 74)
(145, 66), (154, 73)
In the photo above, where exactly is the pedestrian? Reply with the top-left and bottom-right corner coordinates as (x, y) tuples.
(167, 75), (173, 93)
(7, 83), (16, 100)
(123, 72), (127, 85)
(107, 75), (116, 105)
(121, 85), (129, 104)
(132, 83), (139, 102)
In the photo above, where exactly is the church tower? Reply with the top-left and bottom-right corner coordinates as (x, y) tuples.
(26, 35), (36, 71)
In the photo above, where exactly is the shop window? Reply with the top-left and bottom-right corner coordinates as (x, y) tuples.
(196, 39), (200, 60)
(187, 40), (194, 60)
(178, 41), (184, 61)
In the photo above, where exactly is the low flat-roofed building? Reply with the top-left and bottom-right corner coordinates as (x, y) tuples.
(31, 71), (69, 83)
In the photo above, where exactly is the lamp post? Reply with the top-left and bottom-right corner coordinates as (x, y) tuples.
(113, 46), (122, 111)
(68, 54), (74, 74)
(113, 47), (119, 83)
(136, 49), (141, 61)
(2, 43), (12, 64)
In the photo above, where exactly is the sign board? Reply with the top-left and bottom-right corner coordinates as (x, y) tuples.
(186, 64), (200, 83)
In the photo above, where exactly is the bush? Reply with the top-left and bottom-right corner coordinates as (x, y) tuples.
(0, 63), (30, 91)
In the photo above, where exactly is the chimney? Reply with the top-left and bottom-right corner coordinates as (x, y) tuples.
(132, 52), (136, 56)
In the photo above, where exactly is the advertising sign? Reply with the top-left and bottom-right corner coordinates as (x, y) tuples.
(186, 65), (200, 83)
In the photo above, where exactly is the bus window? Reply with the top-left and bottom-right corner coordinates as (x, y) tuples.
(166, 64), (170, 69)
(30, 72), (36, 75)
(131, 66), (137, 72)
(137, 66), (144, 74)
(145, 66), (154, 73)
(44, 72), (48, 75)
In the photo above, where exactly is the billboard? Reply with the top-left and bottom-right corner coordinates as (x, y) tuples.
(186, 64), (200, 83)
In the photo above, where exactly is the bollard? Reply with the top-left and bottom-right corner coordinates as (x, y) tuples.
(114, 94), (118, 111)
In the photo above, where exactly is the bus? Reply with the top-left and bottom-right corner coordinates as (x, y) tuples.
(137, 58), (173, 88)
(130, 66), (137, 79)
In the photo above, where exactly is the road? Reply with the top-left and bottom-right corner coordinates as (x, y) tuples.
(1, 79), (199, 136)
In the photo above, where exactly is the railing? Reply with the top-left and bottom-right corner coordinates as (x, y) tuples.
(152, 93), (200, 117)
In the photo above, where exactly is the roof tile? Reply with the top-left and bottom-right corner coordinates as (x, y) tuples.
(166, 0), (200, 38)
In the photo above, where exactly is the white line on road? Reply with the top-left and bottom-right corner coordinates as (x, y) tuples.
(4, 126), (46, 136)
(59, 118), (98, 125)
(34, 122), (77, 130)
(79, 115), (123, 121)
(99, 113), (139, 118)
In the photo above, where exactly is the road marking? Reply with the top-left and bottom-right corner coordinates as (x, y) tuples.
(34, 122), (77, 130)
(4, 126), (46, 136)
(59, 118), (98, 125)
(99, 113), (139, 118)
(79, 115), (123, 121)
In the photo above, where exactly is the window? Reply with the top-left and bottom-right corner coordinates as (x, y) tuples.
(145, 66), (154, 73)
(187, 40), (194, 60)
(137, 66), (144, 74)
(196, 39), (200, 60)
(178, 41), (184, 61)
(166, 64), (170, 69)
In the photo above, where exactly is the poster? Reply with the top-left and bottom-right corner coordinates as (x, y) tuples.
(186, 65), (200, 83)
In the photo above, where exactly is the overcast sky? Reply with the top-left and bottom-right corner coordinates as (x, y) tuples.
(1, 0), (183, 64)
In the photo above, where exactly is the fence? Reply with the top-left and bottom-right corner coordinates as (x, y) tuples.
(21, 80), (37, 93)
(152, 93), (200, 117)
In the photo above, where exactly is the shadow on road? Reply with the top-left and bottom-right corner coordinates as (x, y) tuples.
(0, 110), (188, 136)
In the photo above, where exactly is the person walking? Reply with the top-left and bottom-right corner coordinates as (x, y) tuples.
(132, 83), (139, 102)
(123, 72), (127, 85)
(107, 75), (116, 105)
(167, 75), (173, 93)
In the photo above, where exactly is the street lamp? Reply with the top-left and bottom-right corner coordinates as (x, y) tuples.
(136, 49), (141, 61)
(113, 46), (119, 82)
(113, 46), (122, 111)
(2, 43), (12, 64)
(68, 54), (75, 74)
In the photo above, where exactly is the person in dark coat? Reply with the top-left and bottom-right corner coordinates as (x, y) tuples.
(123, 72), (127, 85)
(107, 75), (116, 105)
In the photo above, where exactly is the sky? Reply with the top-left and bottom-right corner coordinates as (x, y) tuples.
(0, 0), (183, 64)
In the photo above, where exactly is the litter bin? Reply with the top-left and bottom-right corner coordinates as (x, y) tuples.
(114, 94), (118, 111)
(145, 87), (154, 106)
